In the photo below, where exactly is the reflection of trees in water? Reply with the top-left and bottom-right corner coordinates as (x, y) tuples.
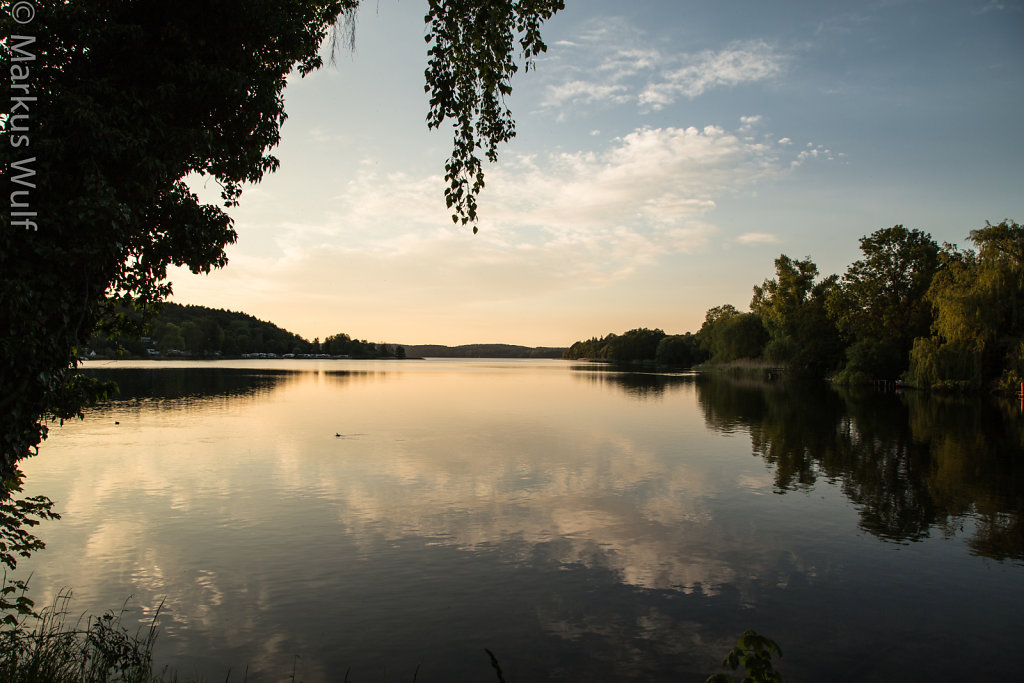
(82, 368), (382, 405)
(320, 369), (389, 388)
(84, 367), (299, 402)
(571, 366), (695, 400)
(904, 394), (1024, 561)
(831, 390), (940, 542)
(695, 375), (1024, 560)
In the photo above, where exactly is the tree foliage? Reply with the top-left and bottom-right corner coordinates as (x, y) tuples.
(1, 471), (59, 622)
(0, 0), (562, 479)
(425, 0), (565, 230)
(563, 328), (676, 364)
(909, 220), (1024, 389)
(827, 225), (940, 380)
(89, 302), (311, 357)
(750, 256), (819, 339)
(750, 256), (842, 376)
(563, 334), (616, 360)
(655, 333), (705, 368)
(697, 305), (768, 363)
(566, 220), (1020, 387)
(706, 629), (783, 683)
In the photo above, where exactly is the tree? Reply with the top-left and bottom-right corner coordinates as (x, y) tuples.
(180, 321), (206, 354)
(158, 324), (186, 356)
(706, 630), (783, 683)
(697, 304), (740, 353)
(605, 328), (666, 362)
(827, 225), (939, 380)
(563, 334), (617, 360)
(716, 313), (769, 362)
(425, 0), (565, 229)
(750, 256), (819, 338)
(203, 320), (226, 355)
(697, 305), (768, 363)
(750, 256), (843, 376)
(0, 0), (564, 479)
(655, 334), (705, 368)
(908, 220), (1024, 389)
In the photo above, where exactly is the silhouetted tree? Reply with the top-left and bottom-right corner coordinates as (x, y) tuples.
(750, 256), (843, 376)
(828, 225), (940, 380)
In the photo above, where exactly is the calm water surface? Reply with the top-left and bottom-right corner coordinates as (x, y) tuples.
(17, 359), (1024, 681)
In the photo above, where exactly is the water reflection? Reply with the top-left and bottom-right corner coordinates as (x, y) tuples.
(15, 361), (1024, 681)
(570, 365), (695, 399)
(84, 367), (388, 403)
(903, 393), (1024, 561)
(694, 374), (1024, 559)
(86, 367), (300, 401)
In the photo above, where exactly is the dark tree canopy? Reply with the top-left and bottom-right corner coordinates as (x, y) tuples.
(563, 328), (674, 364)
(697, 305), (767, 363)
(567, 220), (1020, 387)
(827, 225), (940, 379)
(750, 255), (843, 376)
(828, 226), (939, 344)
(0, 0), (563, 479)
(909, 220), (1024, 389)
(655, 333), (705, 368)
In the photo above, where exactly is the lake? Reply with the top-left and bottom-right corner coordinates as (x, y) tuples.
(15, 359), (1024, 681)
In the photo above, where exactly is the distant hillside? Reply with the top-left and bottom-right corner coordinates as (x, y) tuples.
(85, 303), (564, 360)
(399, 344), (566, 359)
(86, 303), (400, 359)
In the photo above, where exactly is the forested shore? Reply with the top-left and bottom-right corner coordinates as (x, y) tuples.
(565, 220), (1023, 392)
(84, 303), (566, 360)
(84, 302), (407, 359)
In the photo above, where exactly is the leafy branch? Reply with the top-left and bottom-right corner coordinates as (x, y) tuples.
(706, 629), (784, 683)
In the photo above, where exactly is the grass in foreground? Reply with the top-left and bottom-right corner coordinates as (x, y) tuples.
(2, 589), (782, 682)
(1, 589), (166, 683)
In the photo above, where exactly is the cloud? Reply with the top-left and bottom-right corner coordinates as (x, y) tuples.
(792, 142), (838, 167)
(976, 1), (1014, 14)
(735, 232), (779, 245)
(171, 119), (821, 339)
(483, 125), (782, 235)
(286, 122), (792, 253)
(638, 41), (786, 110)
(595, 46), (664, 79)
(541, 80), (631, 108)
(307, 127), (350, 144)
(539, 27), (788, 113)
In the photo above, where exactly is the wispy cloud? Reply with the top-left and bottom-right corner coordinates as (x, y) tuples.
(542, 80), (631, 108)
(734, 232), (779, 245)
(976, 1), (1014, 14)
(539, 18), (788, 113)
(792, 142), (840, 167)
(484, 124), (783, 236)
(637, 41), (786, 109)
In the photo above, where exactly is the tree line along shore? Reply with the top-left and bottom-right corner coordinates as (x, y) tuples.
(88, 220), (1022, 391)
(564, 221), (1023, 392)
(84, 302), (566, 360)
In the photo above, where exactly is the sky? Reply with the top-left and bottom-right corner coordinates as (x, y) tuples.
(170, 0), (1024, 347)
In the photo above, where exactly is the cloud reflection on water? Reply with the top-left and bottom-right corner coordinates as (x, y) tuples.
(16, 361), (1024, 681)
